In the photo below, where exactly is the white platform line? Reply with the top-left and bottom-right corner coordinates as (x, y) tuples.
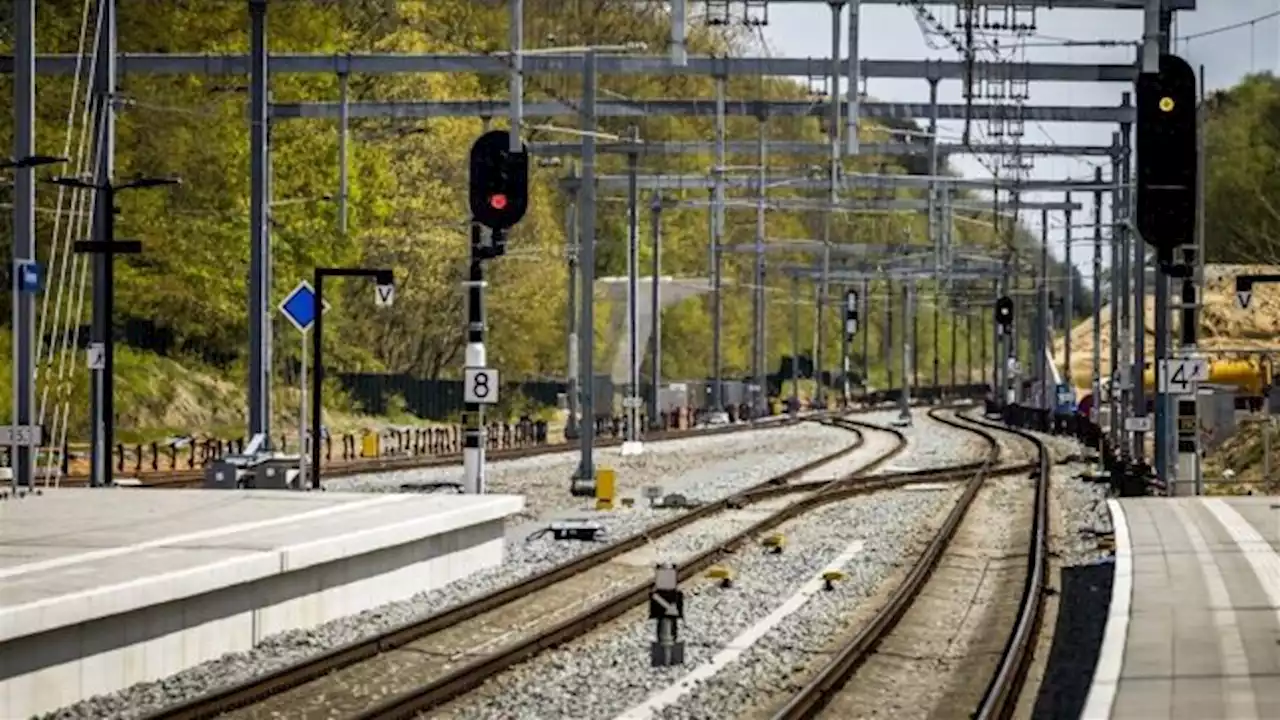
(1202, 498), (1280, 613)
(1081, 498), (1133, 720)
(612, 539), (867, 720)
(0, 494), (405, 581)
(1171, 502), (1259, 719)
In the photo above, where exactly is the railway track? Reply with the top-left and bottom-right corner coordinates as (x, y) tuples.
(768, 409), (1050, 720)
(142, 406), (1033, 720)
(57, 415), (808, 488)
(57, 397), (970, 489)
(144, 412), (890, 720)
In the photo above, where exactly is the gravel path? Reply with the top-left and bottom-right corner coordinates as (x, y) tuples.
(429, 420), (990, 720)
(39, 422), (870, 720)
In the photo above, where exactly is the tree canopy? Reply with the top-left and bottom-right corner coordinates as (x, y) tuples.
(0, 0), (1060, 436)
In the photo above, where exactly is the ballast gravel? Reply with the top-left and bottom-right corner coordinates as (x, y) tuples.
(436, 486), (965, 720)
(851, 408), (990, 472)
(327, 421), (857, 523)
(38, 421), (870, 720)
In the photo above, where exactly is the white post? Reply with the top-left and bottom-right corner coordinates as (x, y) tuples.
(298, 329), (309, 489)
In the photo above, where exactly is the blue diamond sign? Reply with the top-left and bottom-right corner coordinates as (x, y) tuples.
(279, 280), (330, 333)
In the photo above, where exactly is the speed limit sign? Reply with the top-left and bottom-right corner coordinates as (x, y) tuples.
(464, 367), (500, 405)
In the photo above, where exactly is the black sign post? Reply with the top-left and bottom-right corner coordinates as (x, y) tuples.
(309, 267), (394, 488)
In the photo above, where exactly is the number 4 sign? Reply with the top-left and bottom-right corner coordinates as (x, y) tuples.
(464, 367), (500, 405)
(1158, 357), (1208, 394)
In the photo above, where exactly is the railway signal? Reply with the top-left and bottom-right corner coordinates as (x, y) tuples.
(995, 296), (1014, 332)
(844, 289), (858, 339)
(1135, 53), (1197, 268)
(469, 129), (529, 234)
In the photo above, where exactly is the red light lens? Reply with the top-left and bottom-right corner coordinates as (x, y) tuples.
(489, 194), (508, 210)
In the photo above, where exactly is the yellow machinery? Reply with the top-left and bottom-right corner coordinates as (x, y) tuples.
(1140, 359), (1272, 398)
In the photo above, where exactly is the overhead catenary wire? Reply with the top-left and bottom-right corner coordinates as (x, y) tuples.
(37, 0), (102, 485)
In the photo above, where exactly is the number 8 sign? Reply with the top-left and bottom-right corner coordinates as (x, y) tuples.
(464, 367), (500, 405)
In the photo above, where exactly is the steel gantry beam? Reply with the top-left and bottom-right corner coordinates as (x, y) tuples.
(529, 141), (1115, 157)
(662, 197), (1083, 213)
(568, 174), (1114, 193)
(269, 99), (1133, 124)
(771, 0), (1192, 6)
(0, 55), (1156, 83)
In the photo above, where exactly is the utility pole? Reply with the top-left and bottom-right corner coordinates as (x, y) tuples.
(248, 0), (271, 447)
(573, 50), (598, 493)
(790, 275), (799, 416)
(899, 280), (913, 423)
(8, 0), (65, 491)
(1039, 209), (1050, 407)
(1091, 167), (1105, 447)
(1063, 195), (1073, 393)
(564, 165), (580, 438)
(753, 117), (768, 418)
(710, 76), (726, 414)
(624, 129), (641, 450)
(91, 0), (116, 489)
(818, 0), (844, 411)
(650, 191), (663, 430)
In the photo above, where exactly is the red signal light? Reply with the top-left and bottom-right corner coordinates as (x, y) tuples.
(489, 193), (508, 210)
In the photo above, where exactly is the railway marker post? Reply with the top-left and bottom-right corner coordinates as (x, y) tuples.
(649, 563), (685, 667)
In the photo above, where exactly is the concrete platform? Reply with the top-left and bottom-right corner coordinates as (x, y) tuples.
(0, 488), (523, 719)
(1084, 497), (1280, 720)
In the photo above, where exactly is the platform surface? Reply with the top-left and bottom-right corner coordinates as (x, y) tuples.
(1085, 496), (1280, 720)
(0, 488), (522, 641)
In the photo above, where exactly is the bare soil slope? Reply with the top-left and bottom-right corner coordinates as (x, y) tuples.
(1053, 264), (1280, 388)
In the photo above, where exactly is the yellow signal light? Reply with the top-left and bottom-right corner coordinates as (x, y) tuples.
(1159, 97), (1175, 112)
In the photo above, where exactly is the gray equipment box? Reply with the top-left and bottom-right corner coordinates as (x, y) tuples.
(255, 456), (302, 490)
(204, 459), (253, 489)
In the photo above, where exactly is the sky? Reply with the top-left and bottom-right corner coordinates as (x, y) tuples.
(752, 0), (1280, 284)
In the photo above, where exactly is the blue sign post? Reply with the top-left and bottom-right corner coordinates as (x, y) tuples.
(280, 280), (330, 488)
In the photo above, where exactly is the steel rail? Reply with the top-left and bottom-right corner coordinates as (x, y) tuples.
(970, 412), (1052, 720)
(345, 408), (1021, 720)
(145, 412), (894, 720)
(768, 409), (1017, 720)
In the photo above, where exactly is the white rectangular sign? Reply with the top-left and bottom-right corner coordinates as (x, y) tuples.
(374, 284), (395, 307)
(464, 367), (500, 405)
(0, 425), (42, 446)
(1124, 416), (1152, 432)
(1158, 357), (1209, 394)
(87, 342), (105, 370)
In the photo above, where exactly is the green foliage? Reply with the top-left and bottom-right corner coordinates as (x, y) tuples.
(0, 0), (1052, 437)
(1203, 73), (1280, 263)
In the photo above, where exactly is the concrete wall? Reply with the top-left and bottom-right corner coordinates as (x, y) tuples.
(0, 519), (506, 719)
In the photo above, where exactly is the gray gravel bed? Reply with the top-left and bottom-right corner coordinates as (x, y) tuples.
(39, 424), (867, 720)
(327, 422), (857, 524)
(852, 408), (989, 473)
(436, 486), (966, 720)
